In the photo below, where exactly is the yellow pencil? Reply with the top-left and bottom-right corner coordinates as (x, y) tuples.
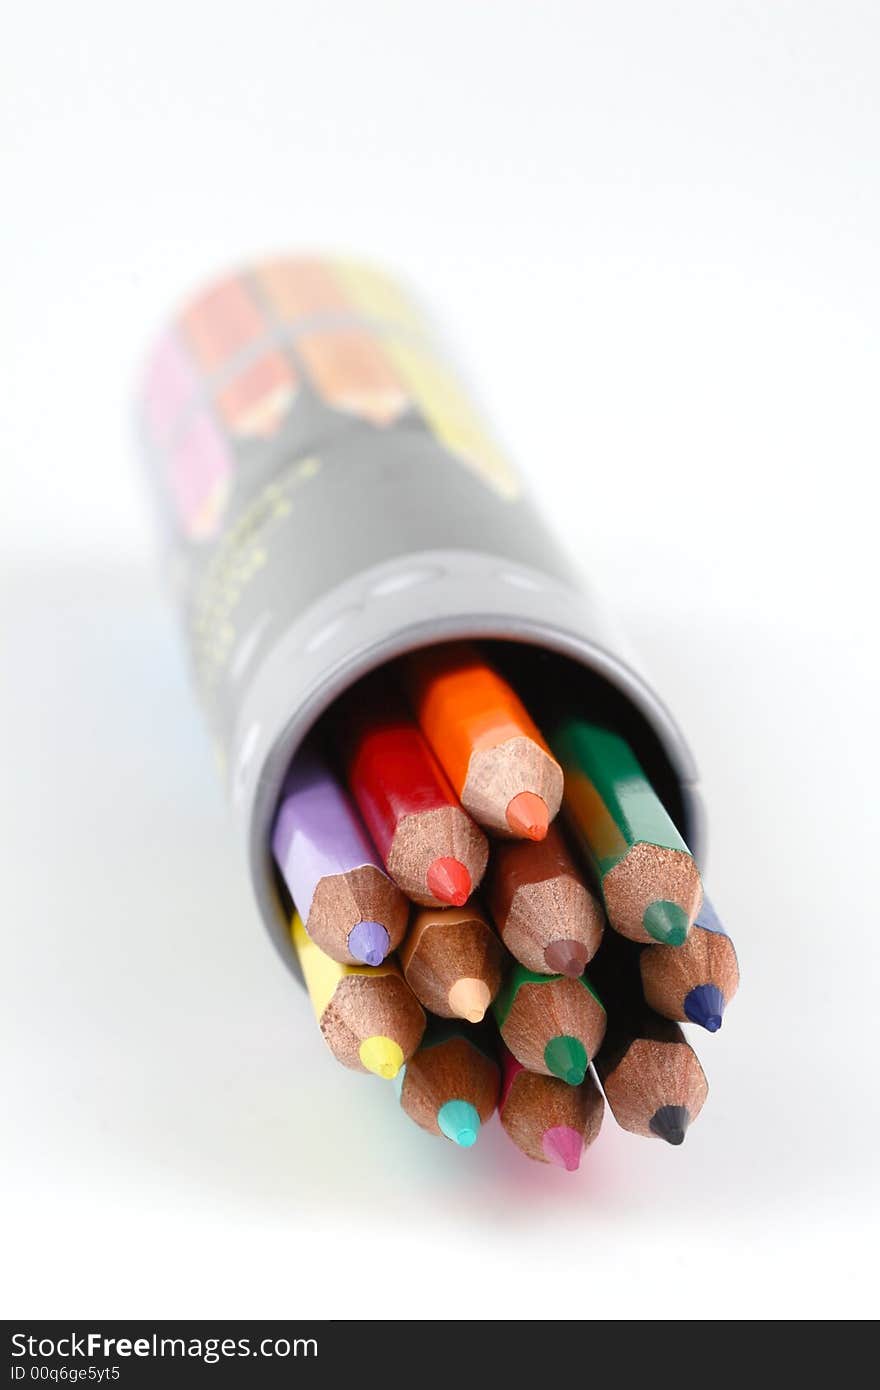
(292, 913), (425, 1078)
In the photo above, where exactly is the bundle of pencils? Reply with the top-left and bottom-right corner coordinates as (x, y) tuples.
(276, 642), (739, 1170)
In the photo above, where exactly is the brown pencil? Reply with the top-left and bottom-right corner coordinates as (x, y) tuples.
(400, 1019), (500, 1148)
(639, 896), (740, 1032)
(492, 963), (607, 1085)
(399, 902), (506, 1022)
(499, 1045), (605, 1170)
(403, 643), (563, 840)
(485, 823), (605, 977)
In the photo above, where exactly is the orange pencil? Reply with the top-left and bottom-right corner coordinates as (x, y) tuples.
(403, 643), (563, 840)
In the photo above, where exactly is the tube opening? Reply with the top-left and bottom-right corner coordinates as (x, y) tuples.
(258, 632), (701, 983)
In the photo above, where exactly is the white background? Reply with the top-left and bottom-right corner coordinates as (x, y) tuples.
(2, 1), (878, 1319)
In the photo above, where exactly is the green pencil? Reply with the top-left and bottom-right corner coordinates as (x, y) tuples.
(492, 961), (606, 1084)
(550, 717), (702, 947)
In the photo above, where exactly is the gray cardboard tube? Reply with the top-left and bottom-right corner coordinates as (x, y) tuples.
(138, 258), (704, 985)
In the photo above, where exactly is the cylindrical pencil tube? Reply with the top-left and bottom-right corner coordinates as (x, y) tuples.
(398, 902), (506, 1022)
(403, 643), (563, 840)
(272, 743), (409, 965)
(292, 913), (425, 1078)
(485, 823), (605, 976)
(550, 716), (703, 947)
(639, 896), (739, 1031)
(498, 1045), (605, 1170)
(399, 1018), (500, 1148)
(338, 676), (488, 908)
(137, 256), (704, 989)
(492, 963), (607, 1085)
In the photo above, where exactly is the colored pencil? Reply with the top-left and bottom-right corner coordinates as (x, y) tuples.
(272, 745), (409, 965)
(640, 896), (739, 1031)
(492, 962), (606, 1085)
(339, 676), (488, 907)
(399, 1018), (499, 1148)
(595, 1006), (709, 1144)
(485, 823), (605, 976)
(291, 913), (425, 1079)
(590, 933), (708, 1143)
(404, 643), (563, 840)
(398, 902), (505, 1022)
(498, 1045), (605, 1170)
(296, 327), (409, 427)
(550, 715), (702, 946)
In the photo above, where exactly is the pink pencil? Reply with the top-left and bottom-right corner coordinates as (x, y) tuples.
(498, 1044), (604, 1171)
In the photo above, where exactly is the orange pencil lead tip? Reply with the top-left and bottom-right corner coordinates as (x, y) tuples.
(426, 857), (471, 906)
(506, 792), (549, 841)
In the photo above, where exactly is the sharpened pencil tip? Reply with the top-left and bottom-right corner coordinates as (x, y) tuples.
(649, 1104), (690, 1146)
(426, 856), (471, 906)
(544, 939), (589, 977)
(684, 983), (725, 1032)
(643, 900), (690, 946)
(505, 792), (550, 840)
(544, 1035), (587, 1086)
(347, 919), (391, 968)
(542, 1125), (584, 1172)
(447, 977), (492, 1023)
(438, 1100), (481, 1147)
(359, 1035), (405, 1080)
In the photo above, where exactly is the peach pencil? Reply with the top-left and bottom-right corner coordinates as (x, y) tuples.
(399, 902), (505, 1023)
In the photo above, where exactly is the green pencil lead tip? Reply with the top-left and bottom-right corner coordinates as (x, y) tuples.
(643, 900), (689, 946)
(544, 1035), (587, 1086)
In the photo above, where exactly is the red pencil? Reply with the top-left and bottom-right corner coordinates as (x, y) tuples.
(338, 675), (489, 907)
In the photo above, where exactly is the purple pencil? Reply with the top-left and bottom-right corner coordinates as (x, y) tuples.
(272, 744), (410, 965)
